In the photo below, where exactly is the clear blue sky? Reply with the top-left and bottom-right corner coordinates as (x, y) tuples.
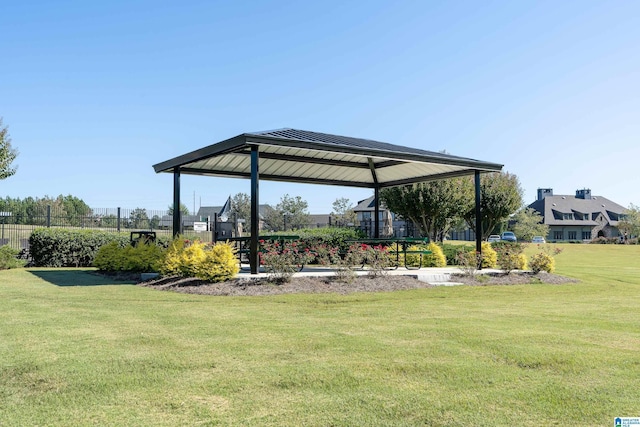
(2, 0), (639, 214)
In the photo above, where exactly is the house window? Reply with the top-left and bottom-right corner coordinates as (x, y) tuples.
(563, 213), (574, 220)
(361, 212), (371, 221)
(553, 231), (563, 240)
(582, 231), (591, 240)
(568, 231), (577, 240)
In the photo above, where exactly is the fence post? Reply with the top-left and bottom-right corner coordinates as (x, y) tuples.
(46, 205), (51, 228)
(117, 207), (121, 232)
(212, 213), (218, 243)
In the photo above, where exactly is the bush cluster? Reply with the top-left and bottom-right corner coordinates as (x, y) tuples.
(0, 245), (26, 270)
(529, 252), (555, 274)
(93, 241), (165, 272)
(404, 242), (447, 268)
(296, 227), (366, 253)
(160, 239), (238, 282)
(492, 242), (527, 274)
(441, 243), (497, 269)
(29, 228), (130, 267)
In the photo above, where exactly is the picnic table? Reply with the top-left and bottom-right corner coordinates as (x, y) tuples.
(227, 235), (302, 270)
(345, 237), (431, 269)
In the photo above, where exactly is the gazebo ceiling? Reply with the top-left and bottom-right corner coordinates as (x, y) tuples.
(153, 128), (503, 188)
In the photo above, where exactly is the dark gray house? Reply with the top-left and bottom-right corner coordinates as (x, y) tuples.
(528, 188), (628, 242)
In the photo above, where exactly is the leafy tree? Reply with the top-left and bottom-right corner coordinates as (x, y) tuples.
(512, 207), (549, 241)
(618, 204), (640, 239)
(0, 118), (18, 180)
(100, 214), (118, 228)
(261, 205), (283, 232)
(262, 194), (311, 231)
(380, 178), (472, 241)
(167, 203), (190, 216)
(331, 197), (356, 226)
(462, 172), (523, 240)
(231, 192), (251, 222)
(129, 208), (150, 229)
(59, 194), (92, 226)
(150, 215), (161, 229)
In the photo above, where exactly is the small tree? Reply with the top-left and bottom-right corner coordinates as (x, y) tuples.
(380, 177), (472, 241)
(0, 118), (18, 180)
(618, 204), (640, 240)
(462, 172), (524, 240)
(261, 195), (311, 231)
(130, 208), (150, 229)
(331, 197), (356, 226)
(231, 192), (251, 223)
(167, 203), (190, 216)
(512, 207), (549, 241)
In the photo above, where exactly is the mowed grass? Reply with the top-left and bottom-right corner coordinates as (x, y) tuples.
(1, 245), (639, 426)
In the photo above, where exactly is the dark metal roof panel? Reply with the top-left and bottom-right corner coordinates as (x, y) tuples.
(153, 128), (504, 188)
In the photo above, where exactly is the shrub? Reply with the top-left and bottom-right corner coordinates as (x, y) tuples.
(441, 244), (472, 265)
(29, 228), (130, 267)
(195, 242), (239, 282)
(0, 245), (26, 270)
(456, 250), (481, 276)
(404, 242), (447, 267)
(361, 244), (393, 277)
(93, 241), (165, 272)
(441, 243), (496, 268)
(296, 228), (365, 253)
(480, 242), (498, 269)
(492, 242), (527, 274)
(530, 252), (555, 274)
(93, 241), (122, 271)
(259, 240), (314, 283)
(160, 238), (238, 282)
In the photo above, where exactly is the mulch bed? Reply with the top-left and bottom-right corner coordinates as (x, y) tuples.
(137, 271), (578, 297)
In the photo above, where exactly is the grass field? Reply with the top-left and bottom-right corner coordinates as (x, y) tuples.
(1, 244), (639, 426)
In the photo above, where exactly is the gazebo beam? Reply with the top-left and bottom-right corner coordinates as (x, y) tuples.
(475, 170), (482, 269)
(250, 146), (260, 274)
(173, 167), (181, 238)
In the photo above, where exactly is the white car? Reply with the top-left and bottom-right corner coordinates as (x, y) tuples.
(532, 236), (546, 244)
(487, 235), (501, 243)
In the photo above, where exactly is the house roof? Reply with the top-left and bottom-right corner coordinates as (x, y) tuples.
(153, 128), (503, 189)
(353, 196), (389, 212)
(528, 194), (627, 226)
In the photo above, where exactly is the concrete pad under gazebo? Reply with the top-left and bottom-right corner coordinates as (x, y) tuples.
(153, 128), (503, 274)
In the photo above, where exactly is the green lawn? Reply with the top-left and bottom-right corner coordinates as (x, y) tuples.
(1, 244), (639, 426)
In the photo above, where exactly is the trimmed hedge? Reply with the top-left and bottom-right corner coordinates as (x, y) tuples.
(29, 228), (130, 267)
(297, 227), (366, 249)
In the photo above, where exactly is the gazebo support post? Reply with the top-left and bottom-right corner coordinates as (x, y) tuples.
(474, 170), (482, 270)
(250, 146), (260, 274)
(374, 187), (380, 238)
(173, 167), (181, 238)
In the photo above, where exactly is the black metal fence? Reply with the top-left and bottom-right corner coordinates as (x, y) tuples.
(0, 206), (182, 250)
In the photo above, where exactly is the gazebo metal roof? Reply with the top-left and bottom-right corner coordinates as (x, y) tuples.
(153, 128), (503, 187)
(153, 128), (503, 274)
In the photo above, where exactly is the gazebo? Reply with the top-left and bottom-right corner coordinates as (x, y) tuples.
(153, 128), (503, 273)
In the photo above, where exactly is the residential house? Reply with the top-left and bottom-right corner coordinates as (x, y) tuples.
(528, 188), (628, 242)
(353, 196), (417, 237)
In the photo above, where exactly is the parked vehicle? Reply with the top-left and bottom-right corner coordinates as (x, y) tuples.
(487, 235), (501, 243)
(500, 231), (517, 242)
(532, 236), (546, 244)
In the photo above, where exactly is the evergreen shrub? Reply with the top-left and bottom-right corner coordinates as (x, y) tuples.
(160, 238), (238, 282)
(93, 241), (165, 272)
(29, 228), (129, 267)
(0, 245), (26, 270)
